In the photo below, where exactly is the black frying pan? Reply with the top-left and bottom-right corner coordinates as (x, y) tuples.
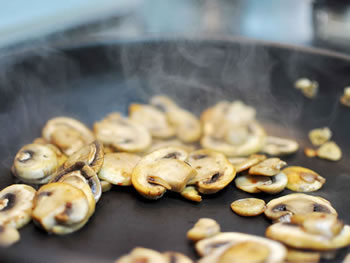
(0, 37), (349, 263)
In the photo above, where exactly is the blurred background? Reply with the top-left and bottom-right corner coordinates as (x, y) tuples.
(1, 0), (350, 53)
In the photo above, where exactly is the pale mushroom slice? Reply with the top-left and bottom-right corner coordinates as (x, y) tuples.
(163, 252), (194, 263)
(32, 182), (90, 235)
(98, 153), (141, 186)
(200, 101), (230, 138)
(308, 127), (332, 146)
(286, 248), (321, 263)
(195, 232), (286, 263)
(248, 158), (287, 176)
(42, 117), (95, 156)
(0, 184), (36, 229)
(63, 141), (104, 173)
(115, 247), (167, 263)
(0, 224), (20, 247)
(145, 138), (197, 154)
(228, 154), (267, 173)
(317, 141), (342, 161)
(129, 104), (175, 139)
(235, 172), (287, 194)
(340, 87), (350, 107)
(266, 222), (350, 251)
(94, 113), (152, 153)
(181, 186), (202, 202)
(187, 149), (236, 194)
(295, 78), (319, 99)
(201, 121), (266, 157)
(230, 198), (266, 217)
(187, 218), (221, 242)
(262, 136), (299, 156)
(32, 138), (67, 166)
(12, 143), (60, 184)
(283, 166), (326, 192)
(101, 181), (112, 192)
(264, 193), (337, 223)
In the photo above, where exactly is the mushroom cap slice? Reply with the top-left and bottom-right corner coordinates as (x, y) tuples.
(32, 182), (90, 235)
(264, 193), (337, 222)
(286, 248), (321, 263)
(248, 158), (287, 176)
(188, 149), (236, 194)
(308, 127), (332, 146)
(129, 104), (175, 139)
(235, 172), (287, 194)
(115, 247), (167, 263)
(229, 154), (267, 173)
(201, 101), (230, 138)
(231, 198), (266, 217)
(63, 141), (104, 173)
(0, 224), (20, 247)
(317, 141), (342, 161)
(266, 222), (350, 251)
(42, 117), (95, 156)
(12, 143), (60, 184)
(98, 153), (141, 186)
(163, 252), (194, 263)
(201, 122), (266, 157)
(0, 184), (36, 229)
(145, 138), (197, 154)
(101, 181), (112, 192)
(195, 232), (286, 263)
(187, 218), (221, 242)
(283, 166), (326, 192)
(262, 136), (299, 156)
(181, 186), (202, 202)
(94, 113), (152, 153)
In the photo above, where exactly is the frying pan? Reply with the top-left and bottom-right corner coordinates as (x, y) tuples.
(0, 37), (349, 263)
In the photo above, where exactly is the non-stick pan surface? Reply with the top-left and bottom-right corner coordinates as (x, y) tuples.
(0, 38), (350, 262)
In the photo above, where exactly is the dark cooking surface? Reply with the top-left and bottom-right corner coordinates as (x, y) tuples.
(0, 39), (350, 262)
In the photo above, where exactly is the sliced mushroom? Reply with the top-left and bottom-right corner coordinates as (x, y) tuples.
(304, 147), (317, 158)
(32, 182), (90, 235)
(94, 113), (152, 153)
(262, 136), (299, 156)
(286, 248), (321, 263)
(317, 141), (342, 161)
(200, 101), (230, 138)
(195, 232), (286, 263)
(63, 141), (104, 173)
(187, 149), (236, 194)
(163, 252), (194, 263)
(264, 193), (337, 223)
(295, 78), (318, 99)
(181, 186), (202, 202)
(228, 154), (267, 173)
(231, 198), (266, 217)
(42, 117), (95, 156)
(12, 143), (60, 184)
(201, 122), (266, 157)
(129, 104), (175, 139)
(266, 222), (350, 250)
(98, 153), (141, 186)
(340, 87), (350, 107)
(308, 127), (332, 146)
(32, 138), (67, 166)
(101, 181), (112, 192)
(150, 95), (178, 111)
(0, 184), (36, 229)
(131, 147), (196, 200)
(51, 164), (102, 203)
(145, 138), (197, 154)
(0, 224), (20, 247)
(235, 172), (287, 194)
(115, 247), (167, 263)
(283, 166), (326, 192)
(291, 212), (344, 239)
(187, 218), (221, 242)
(248, 158), (287, 176)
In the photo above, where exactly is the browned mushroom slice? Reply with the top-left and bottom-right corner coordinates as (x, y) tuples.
(187, 218), (221, 242)
(115, 247), (168, 263)
(286, 248), (321, 263)
(235, 172), (287, 194)
(163, 252), (194, 263)
(283, 166), (326, 192)
(264, 194), (337, 223)
(42, 117), (95, 156)
(248, 158), (287, 176)
(98, 153), (141, 186)
(129, 104), (175, 139)
(181, 186), (202, 202)
(231, 198), (266, 217)
(317, 141), (342, 161)
(145, 138), (197, 154)
(308, 127), (332, 146)
(262, 136), (299, 156)
(228, 155), (267, 173)
(94, 113), (151, 153)
(200, 101), (230, 138)
(266, 222), (350, 251)
(0, 184), (36, 229)
(304, 147), (317, 158)
(12, 143), (60, 184)
(187, 149), (236, 194)
(63, 141), (104, 173)
(0, 224), (20, 247)
(32, 182), (90, 235)
(195, 232), (286, 263)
